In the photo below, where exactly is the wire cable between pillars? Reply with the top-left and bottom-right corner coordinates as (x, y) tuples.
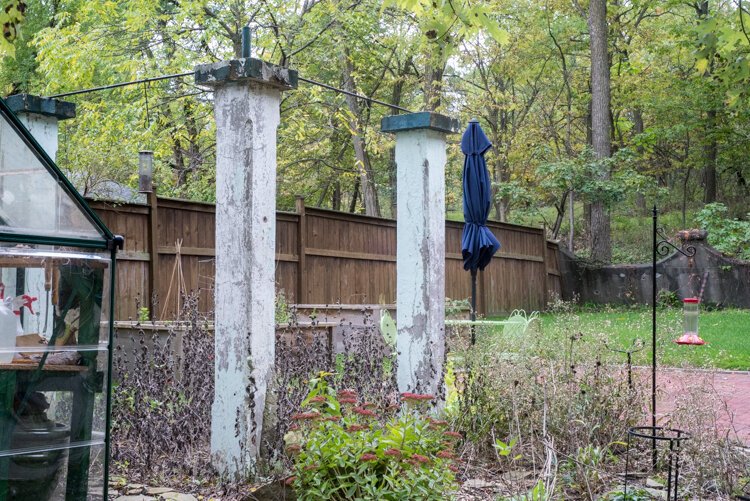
(45, 72), (195, 99)
(44, 71), (413, 114)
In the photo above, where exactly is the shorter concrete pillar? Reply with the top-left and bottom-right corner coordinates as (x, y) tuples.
(5, 94), (76, 159)
(381, 112), (459, 397)
(194, 57), (296, 478)
(2, 94), (76, 336)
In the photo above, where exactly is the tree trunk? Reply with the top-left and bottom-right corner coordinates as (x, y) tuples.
(341, 49), (380, 216)
(487, 108), (509, 221)
(588, 0), (613, 262)
(568, 191), (575, 250)
(703, 109), (718, 203)
(349, 179), (360, 213)
(694, 1), (718, 204)
(332, 180), (342, 211)
(387, 55), (411, 219)
(552, 190), (569, 240)
(633, 108), (648, 213)
(423, 43), (445, 111)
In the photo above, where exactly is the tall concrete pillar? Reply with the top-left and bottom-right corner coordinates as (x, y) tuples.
(194, 59), (297, 477)
(3, 94), (76, 335)
(381, 112), (459, 396)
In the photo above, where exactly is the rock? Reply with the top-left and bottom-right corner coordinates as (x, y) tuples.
(462, 478), (498, 489)
(643, 487), (667, 500)
(114, 496), (156, 501)
(500, 470), (534, 483)
(109, 476), (127, 487)
(146, 487), (175, 495)
(125, 484), (146, 495)
(159, 493), (198, 501)
(646, 477), (665, 489)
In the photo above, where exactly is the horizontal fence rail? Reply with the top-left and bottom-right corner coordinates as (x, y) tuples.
(88, 197), (560, 320)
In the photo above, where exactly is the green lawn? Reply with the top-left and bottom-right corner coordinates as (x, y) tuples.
(486, 307), (750, 370)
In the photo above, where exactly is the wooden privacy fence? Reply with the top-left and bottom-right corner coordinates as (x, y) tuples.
(88, 196), (561, 321)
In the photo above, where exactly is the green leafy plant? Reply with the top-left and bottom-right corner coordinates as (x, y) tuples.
(500, 479), (547, 501)
(560, 443), (623, 498)
(275, 290), (291, 324)
(696, 203), (750, 259)
(137, 306), (150, 322)
(602, 489), (650, 501)
(286, 373), (459, 500)
(493, 437), (521, 461)
(656, 289), (680, 308)
(445, 297), (471, 319)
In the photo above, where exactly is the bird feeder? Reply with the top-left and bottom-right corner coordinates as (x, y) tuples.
(0, 97), (122, 500)
(674, 297), (705, 345)
(138, 150), (154, 193)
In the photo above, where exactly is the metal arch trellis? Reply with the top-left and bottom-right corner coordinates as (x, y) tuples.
(649, 205), (697, 468)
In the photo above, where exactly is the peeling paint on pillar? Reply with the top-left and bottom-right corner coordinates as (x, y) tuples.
(210, 82), (279, 478)
(196, 58), (295, 479)
(382, 113), (459, 398)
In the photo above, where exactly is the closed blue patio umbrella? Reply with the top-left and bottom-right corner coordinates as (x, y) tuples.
(461, 119), (501, 343)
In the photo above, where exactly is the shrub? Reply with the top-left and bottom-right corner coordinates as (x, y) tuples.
(448, 319), (645, 499)
(286, 374), (458, 500)
(270, 308), (398, 461)
(111, 293), (214, 480)
(695, 202), (750, 259)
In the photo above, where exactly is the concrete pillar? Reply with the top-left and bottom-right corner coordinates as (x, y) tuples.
(194, 58), (296, 478)
(381, 112), (459, 397)
(5, 94), (75, 159)
(3, 94), (76, 336)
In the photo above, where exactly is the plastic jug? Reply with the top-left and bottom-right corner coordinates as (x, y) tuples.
(0, 297), (17, 363)
(12, 294), (37, 335)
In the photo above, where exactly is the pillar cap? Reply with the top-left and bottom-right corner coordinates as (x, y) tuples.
(194, 57), (298, 90)
(381, 112), (460, 134)
(5, 94), (76, 120)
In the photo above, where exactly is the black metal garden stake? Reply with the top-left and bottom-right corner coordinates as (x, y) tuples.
(651, 206), (696, 467)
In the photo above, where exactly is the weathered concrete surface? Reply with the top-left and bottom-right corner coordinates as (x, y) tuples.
(558, 233), (750, 307)
(388, 119), (454, 396)
(5, 93), (76, 121)
(381, 111), (460, 134)
(195, 58), (297, 90)
(210, 81), (280, 478)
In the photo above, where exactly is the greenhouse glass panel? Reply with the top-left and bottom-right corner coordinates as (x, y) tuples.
(0, 97), (119, 501)
(0, 107), (104, 242)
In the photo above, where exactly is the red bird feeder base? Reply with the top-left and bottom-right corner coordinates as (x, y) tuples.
(674, 333), (706, 345)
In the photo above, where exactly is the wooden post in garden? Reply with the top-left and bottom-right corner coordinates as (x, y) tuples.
(381, 112), (459, 397)
(194, 57), (297, 478)
(138, 151), (159, 319)
(296, 196), (308, 304)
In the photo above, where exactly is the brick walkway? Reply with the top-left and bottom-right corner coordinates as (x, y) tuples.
(639, 368), (750, 444)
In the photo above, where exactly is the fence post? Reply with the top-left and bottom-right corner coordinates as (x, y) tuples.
(195, 56), (297, 478)
(138, 151), (159, 320)
(296, 196), (307, 304)
(381, 112), (459, 398)
(479, 269), (487, 316)
(147, 192), (159, 319)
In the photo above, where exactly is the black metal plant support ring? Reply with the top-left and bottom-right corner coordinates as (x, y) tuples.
(604, 338), (644, 389)
(651, 206), (697, 467)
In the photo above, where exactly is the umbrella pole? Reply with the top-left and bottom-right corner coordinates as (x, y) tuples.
(470, 268), (477, 345)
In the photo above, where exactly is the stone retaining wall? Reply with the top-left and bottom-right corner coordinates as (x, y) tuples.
(558, 234), (750, 308)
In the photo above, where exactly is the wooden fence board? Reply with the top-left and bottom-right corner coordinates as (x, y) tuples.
(87, 198), (560, 320)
